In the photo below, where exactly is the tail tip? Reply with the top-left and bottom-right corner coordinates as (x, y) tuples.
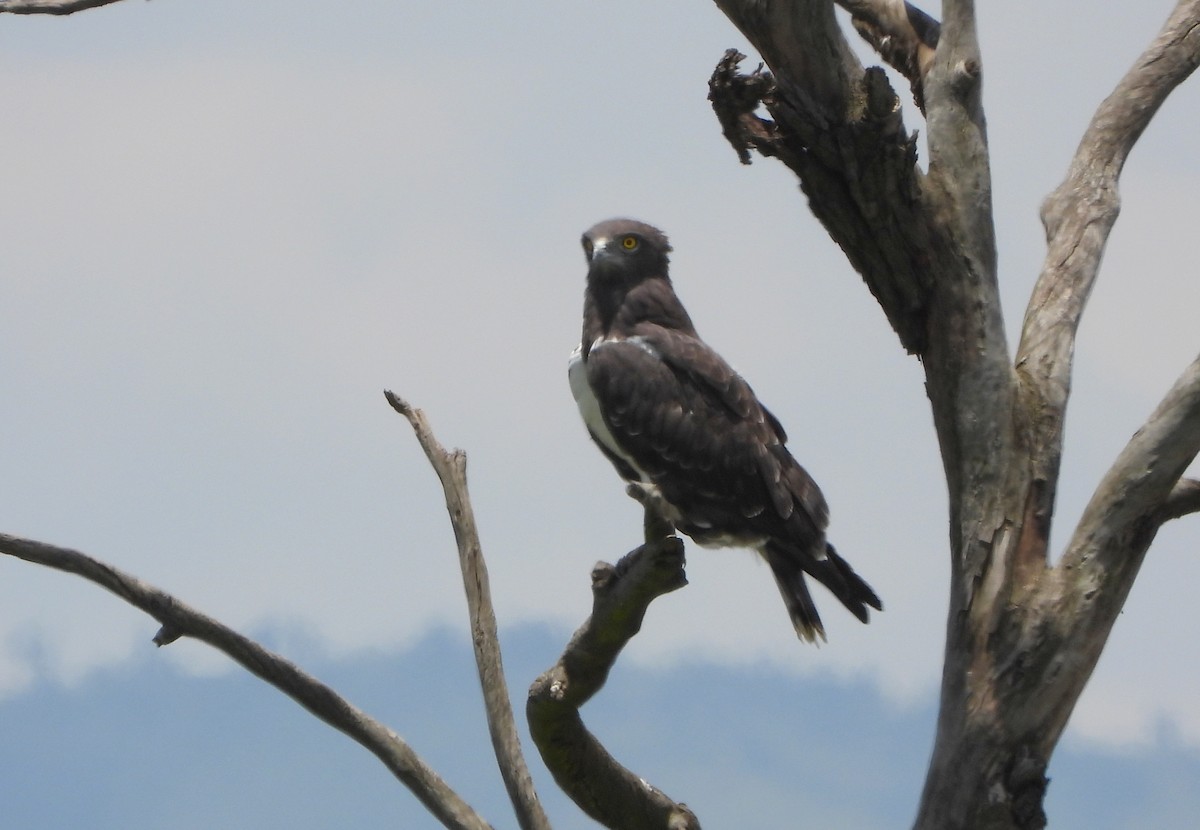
(793, 619), (827, 644)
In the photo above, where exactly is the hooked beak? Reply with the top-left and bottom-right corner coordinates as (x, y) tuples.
(585, 236), (614, 264)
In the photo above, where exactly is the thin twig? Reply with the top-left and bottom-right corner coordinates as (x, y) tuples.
(385, 391), (551, 830)
(0, 532), (493, 830)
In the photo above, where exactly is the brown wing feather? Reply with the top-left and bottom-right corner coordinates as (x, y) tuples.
(584, 326), (827, 547)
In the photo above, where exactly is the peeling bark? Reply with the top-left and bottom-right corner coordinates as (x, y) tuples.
(708, 48), (933, 354)
(837, 0), (940, 109)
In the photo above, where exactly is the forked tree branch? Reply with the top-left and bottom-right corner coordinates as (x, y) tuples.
(1016, 0), (1200, 509)
(0, 532), (492, 830)
(706, 17), (932, 356)
(385, 391), (550, 830)
(836, 0), (940, 108)
(527, 511), (698, 830)
(979, 357), (1200, 774)
(0, 0), (132, 13)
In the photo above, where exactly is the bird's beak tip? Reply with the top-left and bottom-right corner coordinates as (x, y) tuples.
(588, 238), (611, 263)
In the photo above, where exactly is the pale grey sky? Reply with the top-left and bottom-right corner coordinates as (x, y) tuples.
(1, 1), (1198, 826)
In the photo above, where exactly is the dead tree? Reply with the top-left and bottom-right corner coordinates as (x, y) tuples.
(707, 2), (1200, 828)
(3, 1), (1200, 829)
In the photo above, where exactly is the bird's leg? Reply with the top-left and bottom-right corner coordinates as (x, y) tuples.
(625, 482), (678, 544)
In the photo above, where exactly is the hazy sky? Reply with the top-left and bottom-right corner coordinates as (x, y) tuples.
(2, 1), (1198, 827)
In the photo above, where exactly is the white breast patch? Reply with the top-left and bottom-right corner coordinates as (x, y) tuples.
(568, 342), (651, 482)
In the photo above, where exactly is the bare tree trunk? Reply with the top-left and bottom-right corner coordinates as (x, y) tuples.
(708, 1), (1200, 827)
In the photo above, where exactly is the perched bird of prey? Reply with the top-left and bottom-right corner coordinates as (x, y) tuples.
(568, 218), (881, 642)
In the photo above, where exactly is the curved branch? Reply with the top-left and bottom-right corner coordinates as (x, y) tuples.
(527, 531), (699, 830)
(385, 392), (550, 830)
(0, 0), (132, 13)
(1016, 1), (1200, 508)
(0, 532), (492, 830)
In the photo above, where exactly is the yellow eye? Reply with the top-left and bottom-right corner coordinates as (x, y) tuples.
(621, 235), (639, 251)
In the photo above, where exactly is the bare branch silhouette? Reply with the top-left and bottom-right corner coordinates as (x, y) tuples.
(0, 532), (493, 830)
(0, 0), (133, 14)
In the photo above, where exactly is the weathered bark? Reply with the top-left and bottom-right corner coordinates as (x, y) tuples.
(919, 6), (1200, 828)
(1161, 477), (1200, 522)
(708, 1), (1200, 827)
(527, 524), (700, 830)
(709, 1), (936, 355)
(836, 0), (940, 109)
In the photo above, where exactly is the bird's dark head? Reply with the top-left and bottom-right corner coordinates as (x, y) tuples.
(579, 217), (694, 344)
(581, 218), (672, 288)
